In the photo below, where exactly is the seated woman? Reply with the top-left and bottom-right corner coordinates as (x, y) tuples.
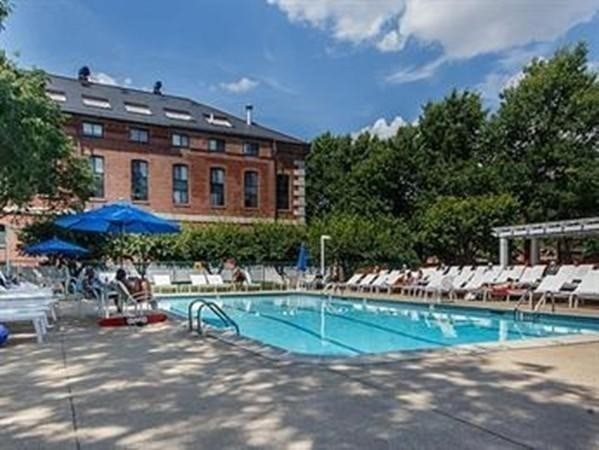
(113, 268), (155, 313)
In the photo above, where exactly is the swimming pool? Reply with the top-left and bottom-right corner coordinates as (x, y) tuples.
(160, 293), (599, 357)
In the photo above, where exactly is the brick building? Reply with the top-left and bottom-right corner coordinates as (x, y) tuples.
(0, 69), (309, 265)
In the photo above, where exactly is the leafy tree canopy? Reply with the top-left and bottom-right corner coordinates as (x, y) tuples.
(0, 1), (92, 214)
(305, 42), (599, 265)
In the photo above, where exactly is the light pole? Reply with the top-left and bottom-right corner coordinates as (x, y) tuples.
(320, 234), (331, 276)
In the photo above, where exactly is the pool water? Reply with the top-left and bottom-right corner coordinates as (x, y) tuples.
(160, 294), (599, 357)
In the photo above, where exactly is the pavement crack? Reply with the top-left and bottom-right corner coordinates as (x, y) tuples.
(60, 327), (82, 450)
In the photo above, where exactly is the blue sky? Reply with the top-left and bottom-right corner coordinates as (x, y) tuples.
(2, 0), (598, 140)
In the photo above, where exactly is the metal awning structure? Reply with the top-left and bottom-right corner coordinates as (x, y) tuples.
(493, 217), (599, 239)
(492, 217), (599, 267)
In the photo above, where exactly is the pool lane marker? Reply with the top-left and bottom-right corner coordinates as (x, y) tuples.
(295, 305), (449, 348)
(225, 305), (365, 356)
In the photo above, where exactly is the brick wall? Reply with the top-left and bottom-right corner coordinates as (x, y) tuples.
(68, 116), (305, 224)
(0, 116), (308, 267)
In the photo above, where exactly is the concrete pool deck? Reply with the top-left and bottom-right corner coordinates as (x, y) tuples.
(1, 303), (598, 449)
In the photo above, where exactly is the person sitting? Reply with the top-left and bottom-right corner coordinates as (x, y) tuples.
(112, 268), (154, 313)
(232, 267), (246, 288)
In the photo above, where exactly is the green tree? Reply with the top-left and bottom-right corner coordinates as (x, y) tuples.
(0, 56), (93, 213)
(0, 0), (9, 27)
(417, 194), (519, 264)
(492, 42), (599, 222)
(307, 213), (418, 274)
(0, 2), (92, 214)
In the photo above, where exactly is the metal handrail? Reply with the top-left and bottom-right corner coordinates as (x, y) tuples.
(188, 297), (210, 331)
(512, 292), (529, 320)
(196, 302), (240, 336)
(187, 297), (239, 335)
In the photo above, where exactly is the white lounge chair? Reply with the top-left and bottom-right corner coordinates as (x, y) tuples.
(189, 274), (209, 292)
(337, 273), (364, 291)
(206, 274), (231, 291)
(504, 265), (546, 301)
(568, 270), (599, 308)
(152, 273), (177, 293)
(353, 273), (379, 291)
(421, 274), (456, 300)
(0, 309), (48, 343)
(362, 270), (391, 292)
(376, 270), (405, 293)
(524, 273), (570, 310)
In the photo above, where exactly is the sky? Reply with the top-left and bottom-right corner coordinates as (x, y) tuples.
(2, 0), (599, 141)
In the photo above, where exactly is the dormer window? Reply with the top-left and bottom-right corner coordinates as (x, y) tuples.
(82, 96), (111, 109)
(46, 90), (66, 103)
(125, 103), (152, 115)
(204, 113), (232, 128)
(165, 109), (192, 121)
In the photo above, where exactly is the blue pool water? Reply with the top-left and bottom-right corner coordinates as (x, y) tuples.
(160, 294), (599, 357)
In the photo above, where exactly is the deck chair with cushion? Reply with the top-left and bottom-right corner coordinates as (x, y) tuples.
(568, 270), (599, 308)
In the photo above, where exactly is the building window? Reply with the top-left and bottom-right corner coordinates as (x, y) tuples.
(276, 174), (290, 210)
(244, 171), (259, 208)
(243, 142), (259, 156)
(129, 127), (149, 143)
(82, 96), (111, 109)
(204, 114), (232, 128)
(164, 109), (192, 121)
(131, 160), (149, 201)
(208, 138), (225, 153)
(124, 103), (152, 115)
(173, 164), (189, 205)
(82, 122), (103, 138)
(0, 225), (6, 249)
(89, 156), (105, 198)
(46, 90), (66, 103)
(210, 168), (225, 207)
(172, 133), (189, 148)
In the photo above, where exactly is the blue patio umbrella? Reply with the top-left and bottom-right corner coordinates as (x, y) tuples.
(55, 202), (180, 235)
(296, 243), (309, 272)
(24, 236), (89, 257)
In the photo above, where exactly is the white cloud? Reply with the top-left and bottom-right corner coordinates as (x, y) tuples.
(376, 29), (403, 52)
(267, 0), (404, 44)
(397, 0), (598, 60)
(219, 77), (259, 93)
(352, 116), (407, 140)
(477, 71), (524, 101)
(268, 0), (599, 81)
(90, 72), (118, 86)
(385, 57), (446, 84)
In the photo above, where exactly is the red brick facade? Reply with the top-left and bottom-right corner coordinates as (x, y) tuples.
(1, 98), (308, 265)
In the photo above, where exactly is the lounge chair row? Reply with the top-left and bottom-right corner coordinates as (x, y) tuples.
(328, 264), (599, 309)
(150, 272), (263, 293)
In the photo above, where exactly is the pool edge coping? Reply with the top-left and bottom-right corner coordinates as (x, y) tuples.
(159, 291), (599, 366)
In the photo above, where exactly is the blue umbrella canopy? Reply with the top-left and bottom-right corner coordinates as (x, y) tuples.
(55, 202), (180, 235)
(24, 237), (89, 257)
(296, 242), (309, 272)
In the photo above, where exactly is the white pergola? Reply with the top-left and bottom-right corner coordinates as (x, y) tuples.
(492, 217), (599, 267)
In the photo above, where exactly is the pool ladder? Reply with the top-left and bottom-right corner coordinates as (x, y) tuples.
(513, 297), (541, 322)
(187, 298), (240, 336)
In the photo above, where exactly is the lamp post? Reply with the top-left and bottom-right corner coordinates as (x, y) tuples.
(320, 234), (331, 276)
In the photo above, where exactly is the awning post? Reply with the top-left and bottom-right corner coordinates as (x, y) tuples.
(530, 238), (540, 265)
(499, 237), (509, 268)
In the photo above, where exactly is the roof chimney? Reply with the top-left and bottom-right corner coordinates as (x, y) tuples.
(153, 81), (163, 95)
(245, 104), (253, 126)
(78, 66), (91, 83)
